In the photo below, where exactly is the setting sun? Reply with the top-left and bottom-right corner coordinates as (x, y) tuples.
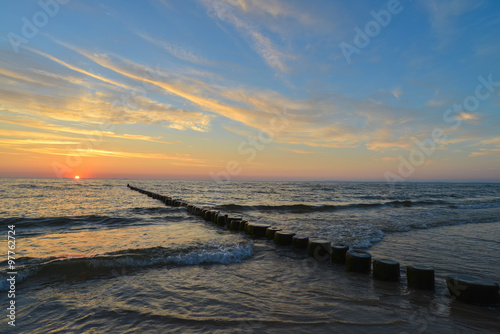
(74, 176), (80, 180)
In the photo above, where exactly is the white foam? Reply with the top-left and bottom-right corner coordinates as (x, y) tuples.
(0, 242), (254, 291)
(354, 230), (386, 248)
(164, 242), (254, 265)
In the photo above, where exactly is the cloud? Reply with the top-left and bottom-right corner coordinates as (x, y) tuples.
(469, 148), (500, 157)
(7, 38), (478, 157)
(0, 49), (126, 94)
(469, 152), (489, 157)
(365, 128), (414, 152)
(248, 30), (292, 73)
(421, 0), (484, 41)
(134, 31), (214, 65)
(52, 42), (275, 128)
(201, 0), (294, 73)
(379, 157), (399, 162)
(66, 42), (427, 151)
(426, 98), (448, 107)
(480, 137), (500, 145)
(71, 149), (202, 161)
(0, 119), (178, 144)
(0, 67), (59, 87)
(0, 139), (81, 145)
(0, 129), (80, 141)
(0, 46), (212, 132)
(456, 112), (479, 121)
(289, 149), (316, 154)
(226, 0), (314, 25)
(24, 46), (134, 90)
(425, 89), (449, 107)
(7, 145), (206, 163)
(392, 88), (402, 100)
(26, 39), (435, 154)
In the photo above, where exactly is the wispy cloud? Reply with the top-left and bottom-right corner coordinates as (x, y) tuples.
(201, 0), (294, 73)
(50, 40), (453, 152)
(480, 137), (500, 145)
(0, 129), (80, 141)
(365, 128), (414, 152)
(24, 46), (134, 90)
(134, 31), (214, 65)
(6, 38), (489, 160)
(7, 145), (206, 163)
(71, 149), (202, 161)
(456, 112), (479, 122)
(469, 148), (500, 157)
(421, 0), (484, 42)
(379, 157), (400, 162)
(0, 67), (59, 87)
(426, 98), (448, 108)
(0, 139), (81, 145)
(0, 120), (178, 144)
(226, 0), (314, 25)
(392, 88), (402, 100)
(0, 46), (212, 132)
(289, 149), (316, 154)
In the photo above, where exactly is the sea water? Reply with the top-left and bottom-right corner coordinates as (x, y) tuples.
(1, 178), (499, 333)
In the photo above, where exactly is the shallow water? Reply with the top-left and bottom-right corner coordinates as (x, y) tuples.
(1, 179), (499, 333)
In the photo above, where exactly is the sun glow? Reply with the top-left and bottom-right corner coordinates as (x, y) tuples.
(74, 175), (80, 180)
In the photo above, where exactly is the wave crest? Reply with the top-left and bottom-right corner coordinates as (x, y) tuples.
(217, 200), (451, 213)
(0, 242), (253, 291)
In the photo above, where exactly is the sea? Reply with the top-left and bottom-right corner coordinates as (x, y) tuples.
(1, 178), (499, 333)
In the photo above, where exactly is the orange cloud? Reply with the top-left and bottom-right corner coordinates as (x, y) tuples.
(469, 149), (500, 157)
(289, 149), (316, 154)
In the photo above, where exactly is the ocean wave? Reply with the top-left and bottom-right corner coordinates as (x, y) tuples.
(128, 206), (181, 214)
(12, 183), (57, 190)
(1, 215), (138, 231)
(351, 230), (386, 248)
(0, 242), (253, 291)
(377, 218), (500, 239)
(216, 200), (451, 213)
(455, 202), (500, 210)
(13, 183), (40, 189)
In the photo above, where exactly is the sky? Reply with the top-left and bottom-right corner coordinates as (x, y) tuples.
(0, 0), (499, 181)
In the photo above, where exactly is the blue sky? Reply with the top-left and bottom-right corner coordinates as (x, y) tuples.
(1, 0), (499, 181)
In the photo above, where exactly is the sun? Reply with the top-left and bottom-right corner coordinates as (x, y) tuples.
(74, 175), (80, 180)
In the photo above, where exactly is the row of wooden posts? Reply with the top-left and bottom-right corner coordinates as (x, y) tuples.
(127, 184), (499, 306)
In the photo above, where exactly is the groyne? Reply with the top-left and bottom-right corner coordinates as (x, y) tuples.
(127, 184), (499, 306)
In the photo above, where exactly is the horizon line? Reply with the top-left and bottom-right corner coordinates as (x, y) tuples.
(0, 176), (499, 184)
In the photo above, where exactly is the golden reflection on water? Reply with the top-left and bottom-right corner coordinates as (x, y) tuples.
(19, 222), (231, 259)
